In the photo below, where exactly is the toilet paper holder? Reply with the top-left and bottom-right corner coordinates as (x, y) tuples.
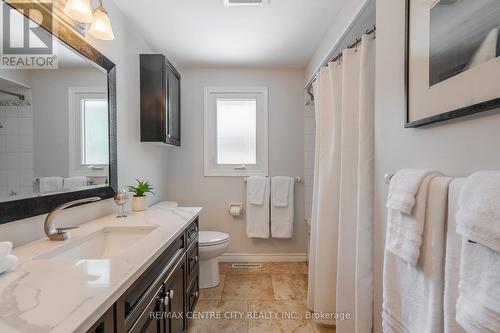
(228, 202), (244, 216)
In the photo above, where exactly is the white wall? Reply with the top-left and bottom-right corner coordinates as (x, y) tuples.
(167, 68), (307, 256)
(373, 1), (500, 332)
(0, 0), (171, 247)
(305, 0), (372, 83)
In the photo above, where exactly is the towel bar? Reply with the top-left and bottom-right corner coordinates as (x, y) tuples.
(243, 176), (302, 183)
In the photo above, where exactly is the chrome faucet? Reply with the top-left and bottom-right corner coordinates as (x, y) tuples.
(44, 197), (101, 241)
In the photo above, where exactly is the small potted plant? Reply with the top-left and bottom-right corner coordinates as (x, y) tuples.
(127, 179), (155, 212)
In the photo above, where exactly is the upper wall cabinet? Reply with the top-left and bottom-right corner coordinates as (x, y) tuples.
(140, 54), (181, 146)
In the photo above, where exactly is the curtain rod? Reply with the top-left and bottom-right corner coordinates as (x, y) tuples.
(306, 24), (376, 100)
(0, 88), (25, 100)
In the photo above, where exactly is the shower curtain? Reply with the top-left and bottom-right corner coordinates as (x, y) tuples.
(307, 34), (375, 333)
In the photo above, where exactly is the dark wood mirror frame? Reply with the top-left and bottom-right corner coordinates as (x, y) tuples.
(0, 1), (117, 225)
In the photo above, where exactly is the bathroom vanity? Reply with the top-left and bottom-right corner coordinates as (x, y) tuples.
(0, 204), (201, 333)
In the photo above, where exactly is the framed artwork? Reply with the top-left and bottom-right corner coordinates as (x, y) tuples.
(405, 0), (500, 127)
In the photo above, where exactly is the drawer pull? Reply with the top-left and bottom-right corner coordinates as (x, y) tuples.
(190, 255), (198, 263)
(163, 289), (175, 306)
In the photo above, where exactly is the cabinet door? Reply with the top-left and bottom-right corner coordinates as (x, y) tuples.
(165, 60), (181, 146)
(129, 287), (164, 333)
(164, 259), (186, 333)
(86, 307), (114, 333)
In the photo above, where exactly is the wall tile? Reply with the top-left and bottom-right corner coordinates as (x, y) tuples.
(20, 169), (34, 186)
(304, 134), (315, 152)
(18, 135), (33, 152)
(7, 169), (20, 187)
(18, 118), (33, 135)
(304, 152), (314, 169)
(20, 152), (33, 169)
(0, 117), (18, 135)
(0, 170), (7, 186)
(304, 171), (314, 186)
(305, 202), (313, 221)
(305, 185), (313, 204)
(4, 135), (18, 153)
(304, 117), (315, 135)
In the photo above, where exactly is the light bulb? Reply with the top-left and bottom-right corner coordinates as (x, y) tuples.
(88, 5), (115, 41)
(63, 0), (93, 23)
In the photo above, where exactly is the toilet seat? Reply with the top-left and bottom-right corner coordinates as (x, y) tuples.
(199, 231), (230, 247)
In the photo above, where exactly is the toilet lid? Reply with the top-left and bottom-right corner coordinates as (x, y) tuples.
(199, 231), (230, 246)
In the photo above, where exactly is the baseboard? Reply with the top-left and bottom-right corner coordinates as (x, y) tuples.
(219, 253), (308, 263)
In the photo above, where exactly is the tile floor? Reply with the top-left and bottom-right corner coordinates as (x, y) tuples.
(188, 262), (336, 333)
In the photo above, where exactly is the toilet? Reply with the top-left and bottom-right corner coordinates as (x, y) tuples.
(198, 231), (231, 289)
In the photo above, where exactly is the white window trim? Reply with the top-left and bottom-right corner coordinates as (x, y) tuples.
(204, 86), (269, 177)
(68, 86), (108, 178)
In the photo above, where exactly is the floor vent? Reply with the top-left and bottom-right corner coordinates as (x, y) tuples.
(231, 263), (262, 269)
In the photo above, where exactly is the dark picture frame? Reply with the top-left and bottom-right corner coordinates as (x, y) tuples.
(0, 1), (117, 224)
(404, 0), (500, 128)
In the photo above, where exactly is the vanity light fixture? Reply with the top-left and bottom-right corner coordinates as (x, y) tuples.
(63, 0), (94, 23)
(88, 1), (115, 40)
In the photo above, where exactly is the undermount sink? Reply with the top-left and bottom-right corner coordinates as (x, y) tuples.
(35, 226), (158, 260)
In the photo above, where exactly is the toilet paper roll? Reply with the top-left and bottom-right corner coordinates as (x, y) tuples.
(229, 205), (242, 217)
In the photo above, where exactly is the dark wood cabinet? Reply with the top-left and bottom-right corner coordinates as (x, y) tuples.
(93, 219), (199, 333)
(163, 259), (186, 333)
(140, 54), (181, 146)
(129, 287), (164, 333)
(86, 308), (114, 333)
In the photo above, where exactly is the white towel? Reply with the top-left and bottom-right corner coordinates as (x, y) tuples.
(456, 171), (500, 252)
(386, 169), (436, 214)
(385, 173), (439, 265)
(63, 176), (87, 190)
(271, 176), (291, 207)
(456, 238), (500, 333)
(455, 172), (500, 333)
(383, 176), (452, 333)
(246, 177), (270, 238)
(444, 179), (467, 333)
(0, 241), (12, 259)
(39, 177), (63, 193)
(247, 176), (268, 205)
(271, 177), (294, 238)
(0, 254), (17, 274)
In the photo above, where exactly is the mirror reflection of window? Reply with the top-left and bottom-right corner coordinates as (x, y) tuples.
(69, 89), (109, 179)
(80, 98), (109, 166)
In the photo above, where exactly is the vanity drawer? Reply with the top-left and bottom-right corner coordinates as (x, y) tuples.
(186, 218), (198, 249)
(186, 241), (199, 284)
(117, 233), (185, 332)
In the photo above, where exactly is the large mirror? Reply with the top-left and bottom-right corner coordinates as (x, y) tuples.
(0, 1), (116, 224)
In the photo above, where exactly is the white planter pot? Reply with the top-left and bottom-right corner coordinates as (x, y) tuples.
(132, 196), (147, 211)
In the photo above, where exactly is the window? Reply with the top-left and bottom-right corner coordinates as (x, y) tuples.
(204, 87), (268, 176)
(69, 87), (109, 177)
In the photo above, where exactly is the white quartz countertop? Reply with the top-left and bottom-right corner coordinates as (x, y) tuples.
(0, 203), (202, 333)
